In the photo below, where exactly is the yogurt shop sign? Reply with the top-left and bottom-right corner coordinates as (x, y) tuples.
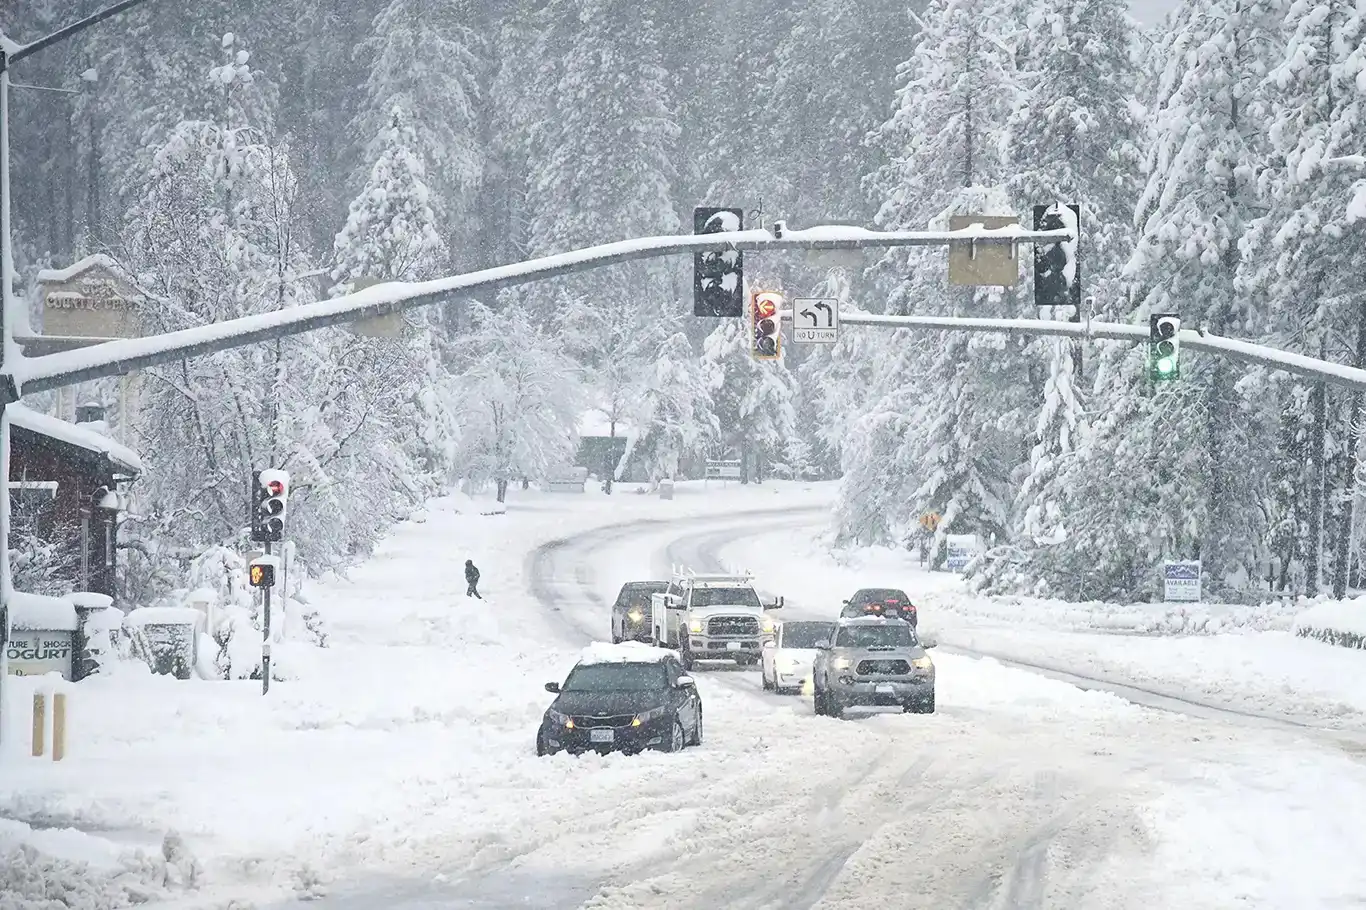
(6, 630), (74, 678)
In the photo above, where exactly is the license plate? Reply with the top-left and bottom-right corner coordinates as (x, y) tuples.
(876, 684), (895, 696)
(589, 728), (614, 743)
(726, 641), (743, 650)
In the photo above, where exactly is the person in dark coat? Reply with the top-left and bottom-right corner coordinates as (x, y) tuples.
(465, 559), (482, 599)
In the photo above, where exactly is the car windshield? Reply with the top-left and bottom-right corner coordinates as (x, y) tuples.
(563, 662), (667, 692)
(836, 624), (916, 648)
(782, 622), (835, 648)
(620, 585), (664, 608)
(690, 586), (762, 608)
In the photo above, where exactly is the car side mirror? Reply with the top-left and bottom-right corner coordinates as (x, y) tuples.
(815, 641), (830, 650)
(920, 635), (938, 649)
(675, 675), (696, 688)
(544, 681), (561, 693)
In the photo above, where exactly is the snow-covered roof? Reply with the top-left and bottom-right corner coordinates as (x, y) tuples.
(577, 641), (676, 666)
(9, 403), (143, 474)
(35, 253), (122, 284)
(11, 591), (79, 631)
(126, 606), (203, 627)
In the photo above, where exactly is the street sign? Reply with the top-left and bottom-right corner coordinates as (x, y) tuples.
(792, 297), (839, 344)
(947, 215), (1020, 287)
(1162, 560), (1202, 603)
(37, 254), (141, 339)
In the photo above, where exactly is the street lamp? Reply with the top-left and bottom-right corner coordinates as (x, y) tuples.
(0, 0), (160, 751)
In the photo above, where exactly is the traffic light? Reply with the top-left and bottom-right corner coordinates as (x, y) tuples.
(249, 561), (276, 587)
(250, 468), (290, 543)
(1032, 203), (1081, 309)
(1149, 314), (1181, 381)
(693, 206), (745, 317)
(751, 291), (783, 361)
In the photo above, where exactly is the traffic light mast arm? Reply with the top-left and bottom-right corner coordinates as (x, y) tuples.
(15, 225), (1072, 396)
(823, 312), (1366, 395)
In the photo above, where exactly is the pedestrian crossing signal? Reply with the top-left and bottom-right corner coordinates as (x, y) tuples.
(249, 563), (275, 587)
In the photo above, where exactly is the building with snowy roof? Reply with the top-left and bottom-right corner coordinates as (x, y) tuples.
(8, 403), (142, 602)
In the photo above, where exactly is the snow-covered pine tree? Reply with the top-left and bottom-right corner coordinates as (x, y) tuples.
(856, 0), (1028, 556)
(350, 0), (485, 269)
(1242, 0), (1366, 595)
(1116, 0), (1285, 596)
(330, 103), (460, 489)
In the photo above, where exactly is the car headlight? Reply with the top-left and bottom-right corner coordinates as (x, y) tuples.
(688, 619), (704, 633)
(632, 706), (668, 727)
(761, 618), (776, 634)
(912, 657), (933, 669)
(627, 609), (644, 622)
(833, 657), (852, 670)
(549, 709), (573, 728)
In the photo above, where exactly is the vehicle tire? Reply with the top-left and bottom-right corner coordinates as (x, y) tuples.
(611, 633), (622, 644)
(535, 730), (548, 757)
(813, 687), (827, 716)
(827, 695), (845, 719)
(917, 691), (936, 714)
(680, 648), (695, 672)
(761, 668), (774, 690)
(668, 718), (686, 752)
(690, 707), (703, 746)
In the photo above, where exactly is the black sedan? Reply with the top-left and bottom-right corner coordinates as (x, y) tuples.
(536, 650), (703, 756)
(840, 587), (918, 626)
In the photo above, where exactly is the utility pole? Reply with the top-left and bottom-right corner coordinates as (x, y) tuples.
(261, 540), (271, 695)
(0, 0), (161, 751)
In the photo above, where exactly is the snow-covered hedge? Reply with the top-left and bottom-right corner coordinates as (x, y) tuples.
(1294, 599), (1366, 650)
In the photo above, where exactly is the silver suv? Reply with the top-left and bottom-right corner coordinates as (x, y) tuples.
(812, 617), (936, 717)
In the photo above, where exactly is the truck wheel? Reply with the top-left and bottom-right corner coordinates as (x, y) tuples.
(680, 648), (695, 672)
(762, 669), (774, 690)
(905, 692), (936, 714)
(827, 695), (845, 719)
(813, 687), (827, 716)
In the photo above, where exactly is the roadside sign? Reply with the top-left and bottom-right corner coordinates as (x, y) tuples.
(947, 215), (1020, 287)
(945, 534), (980, 572)
(792, 297), (838, 344)
(1163, 561), (1202, 603)
(919, 512), (940, 532)
(705, 460), (742, 481)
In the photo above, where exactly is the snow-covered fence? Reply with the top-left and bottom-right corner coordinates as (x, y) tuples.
(126, 607), (203, 680)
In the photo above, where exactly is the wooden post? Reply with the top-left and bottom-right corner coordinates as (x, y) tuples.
(52, 692), (66, 760)
(31, 693), (44, 757)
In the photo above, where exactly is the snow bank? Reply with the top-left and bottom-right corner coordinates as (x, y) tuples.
(577, 641), (676, 665)
(1293, 597), (1366, 650)
(10, 591), (78, 631)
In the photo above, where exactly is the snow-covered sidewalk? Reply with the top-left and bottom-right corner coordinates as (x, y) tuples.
(719, 524), (1366, 727)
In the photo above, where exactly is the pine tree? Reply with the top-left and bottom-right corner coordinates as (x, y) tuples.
(701, 319), (798, 482)
(630, 333), (719, 485)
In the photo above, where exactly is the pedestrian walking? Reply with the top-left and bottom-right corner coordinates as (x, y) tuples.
(465, 559), (482, 599)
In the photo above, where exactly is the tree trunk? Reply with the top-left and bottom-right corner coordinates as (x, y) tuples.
(496, 479), (508, 503)
(605, 422), (615, 495)
(1307, 340), (1328, 597)
(1332, 304), (1366, 597)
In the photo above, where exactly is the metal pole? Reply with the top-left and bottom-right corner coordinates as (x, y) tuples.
(0, 49), (15, 751)
(261, 540), (271, 695)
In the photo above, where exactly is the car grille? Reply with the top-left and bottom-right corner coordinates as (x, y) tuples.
(572, 714), (636, 728)
(857, 659), (911, 675)
(708, 615), (760, 636)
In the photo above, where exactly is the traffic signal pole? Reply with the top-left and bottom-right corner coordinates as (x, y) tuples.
(261, 540), (271, 695)
(821, 312), (1366, 396)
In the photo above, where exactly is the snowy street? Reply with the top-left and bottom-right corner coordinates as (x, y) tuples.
(5, 484), (1366, 909)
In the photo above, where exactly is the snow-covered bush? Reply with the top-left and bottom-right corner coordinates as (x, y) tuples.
(1294, 599), (1366, 651)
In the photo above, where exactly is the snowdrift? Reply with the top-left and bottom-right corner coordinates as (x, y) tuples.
(1294, 598), (1366, 650)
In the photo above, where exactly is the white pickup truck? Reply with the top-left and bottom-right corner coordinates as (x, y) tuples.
(650, 568), (782, 670)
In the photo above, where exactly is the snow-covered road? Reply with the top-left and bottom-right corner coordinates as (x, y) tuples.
(8, 487), (1366, 909)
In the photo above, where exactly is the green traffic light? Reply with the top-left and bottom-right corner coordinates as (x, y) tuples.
(1156, 356), (1175, 374)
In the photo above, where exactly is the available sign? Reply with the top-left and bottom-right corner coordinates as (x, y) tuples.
(945, 534), (981, 572)
(5, 630), (73, 678)
(1163, 560), (1202, 603)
